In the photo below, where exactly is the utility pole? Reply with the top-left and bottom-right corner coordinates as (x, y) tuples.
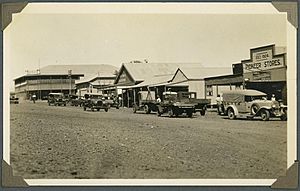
(68, 69), (72, 95)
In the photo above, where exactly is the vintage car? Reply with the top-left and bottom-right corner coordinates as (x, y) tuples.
(69, 95), (84, 107)
(102, 94), (119, 109)
(82, 93), (109, 112)
(218, 89), (287, 121)
(10, 95), (19, 104)
(157, 91), (196, 118)
(48, 93), (67, 106)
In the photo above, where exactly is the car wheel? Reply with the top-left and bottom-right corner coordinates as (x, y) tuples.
(144, 104), (150, 114)
(280, 115), (287, 121)
(227, 108), (236, 120)
(83, 107), (86, 111)
(260, 109), (270, 121)
(187, 110), (193, 118)
(97, 109), (100, 111)
(168, 108), (174, 118)
(133, 106), (137, 113)
(200, 109), (206, 116)
(251, 104), (260, 115)
(105, 108), (108, 112)
(157, 110), (162, 116)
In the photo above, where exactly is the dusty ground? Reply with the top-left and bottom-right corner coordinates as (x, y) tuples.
(10, 101), (287, 179)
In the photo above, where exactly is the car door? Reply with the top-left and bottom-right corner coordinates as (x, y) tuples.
(235, 95), (247, 113)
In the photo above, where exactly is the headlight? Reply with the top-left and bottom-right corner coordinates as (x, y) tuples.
(272, 104), (276, 108)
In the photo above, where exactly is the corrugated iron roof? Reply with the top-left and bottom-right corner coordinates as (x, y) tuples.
(40, 64), (118, 76)
(130, 74), (174, 88)
(123, 62), (202, 82)
(76, 74), (116, 85)
(179, 67), (232, 80)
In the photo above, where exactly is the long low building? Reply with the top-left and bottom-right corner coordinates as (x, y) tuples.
(113, 60), (231, 107)
(14, 64), (118, 101)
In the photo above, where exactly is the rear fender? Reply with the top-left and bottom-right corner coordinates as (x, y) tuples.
(226, 105), (239, 116)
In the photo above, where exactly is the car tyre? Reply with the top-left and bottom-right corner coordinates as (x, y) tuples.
(200, 109), (206, 116)
(280, 115), (287, 121)
(260, 109), (270, 121)
(83, 107), (86, 111)
(187, 110), (193, 118)
(133, 106), (137, 113)
(168, 108), (174, 118)
(105, 108), (108, 112)
(251, 104), (260, 115)
(227, 108), (236, 120)
(144, 104), (150, 114)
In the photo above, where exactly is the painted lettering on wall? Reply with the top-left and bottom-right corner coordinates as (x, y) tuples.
(252, 50), (272, 63)
(243, 57), (284, 72)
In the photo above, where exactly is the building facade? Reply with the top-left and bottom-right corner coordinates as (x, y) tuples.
(14, 64), (118, 101)
(205, 44), (287, 104)
(14, 74), (83, 101)
(76, 75), (116, 96)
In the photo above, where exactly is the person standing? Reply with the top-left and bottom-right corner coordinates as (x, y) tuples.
(271, 94), (276, 101)
(156, 95), (161, 103)
(32, 94), (37, 103)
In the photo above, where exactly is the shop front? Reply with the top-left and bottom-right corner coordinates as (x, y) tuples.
(242, 44), (287, 104)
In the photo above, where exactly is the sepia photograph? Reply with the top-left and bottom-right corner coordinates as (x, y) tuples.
(2, 2), (298, 186)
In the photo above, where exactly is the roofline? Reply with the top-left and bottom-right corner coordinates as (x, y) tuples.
(170, 68), (189, 82)
(250, 44), (275, 51)
(114, 64), (136, 85)
(75, 75), (116, 85)
(204, 73), (242, 80)
(14, 74), (84, 81)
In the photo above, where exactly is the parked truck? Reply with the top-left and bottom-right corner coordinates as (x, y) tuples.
(133, 91), (157, 114)
(177, 92), (210, 116)
(157, 91), (210, 118)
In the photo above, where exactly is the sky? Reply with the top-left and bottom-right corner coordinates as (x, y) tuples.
(4, 3), (287, 90)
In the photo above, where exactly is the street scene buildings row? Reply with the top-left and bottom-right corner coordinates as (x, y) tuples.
(13, 44), (287, 106)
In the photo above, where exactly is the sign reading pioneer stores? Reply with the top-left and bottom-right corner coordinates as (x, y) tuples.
(243, 57), (284, 72)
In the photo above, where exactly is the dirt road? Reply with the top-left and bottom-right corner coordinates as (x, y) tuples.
(10, 102), (287, 179)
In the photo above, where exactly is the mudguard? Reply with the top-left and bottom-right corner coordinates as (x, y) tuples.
(226, 105), (239, 116)
(254, 106), (272, 116)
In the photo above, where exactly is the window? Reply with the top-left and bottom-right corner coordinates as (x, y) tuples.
(206, 85), (213, 96)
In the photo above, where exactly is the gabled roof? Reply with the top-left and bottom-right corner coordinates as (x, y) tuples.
(115, 62), (202, 84)
(181, 67), (232, 79)
(75, 74), (116, 85)
(130, 74), (174, 88)
(171, 67), (232, 82)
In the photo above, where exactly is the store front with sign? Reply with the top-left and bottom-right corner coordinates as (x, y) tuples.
(205, 44), (287, 105)
(242, 45), (287, 104)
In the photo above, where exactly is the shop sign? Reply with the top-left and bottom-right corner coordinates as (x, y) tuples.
(243, 56), (284, 73)
(253, 71), (271, 81)
(252, 50), (272, 63)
